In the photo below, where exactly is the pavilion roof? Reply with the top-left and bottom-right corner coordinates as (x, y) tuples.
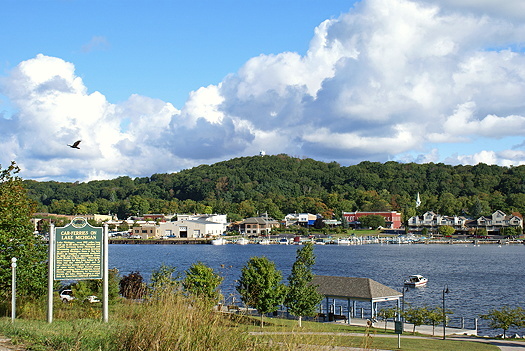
(312, 275), (402, 302)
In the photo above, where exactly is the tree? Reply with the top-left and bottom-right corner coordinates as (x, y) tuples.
(236, 256), (286, 327)
(378, 307), (398, 331)
(182, 262), (223, 307)
(284, 242), (323, 327)
(438, 225), (455, 237)
(425, 306), (451, 336)
(72, 269), (120, 304)
(0, 162), (48, 300)
(480, 306), (525, 339)
(150, 264), (180, 295)
(403, 306), (429, 334)
(313, 217), (325, 229)
(359, 215), (386, 229)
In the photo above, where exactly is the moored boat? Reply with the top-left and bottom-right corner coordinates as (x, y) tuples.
(337, 238), (351, 245)
(404, 274), (428, 287)
(258, 238), (270, 245)
(211, 237), (225, 245)
(278, 238), (289, 245)
(236, 237), (249, 245)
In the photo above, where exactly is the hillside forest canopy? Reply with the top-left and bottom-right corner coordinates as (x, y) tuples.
(22, 155), (525, 222)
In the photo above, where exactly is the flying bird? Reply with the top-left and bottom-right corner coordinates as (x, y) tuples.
(68, 140), (81, 149)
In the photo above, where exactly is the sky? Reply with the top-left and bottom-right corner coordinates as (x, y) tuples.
(2, 0), (525, 182)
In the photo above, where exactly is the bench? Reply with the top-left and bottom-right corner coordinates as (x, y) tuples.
(333, 314), (347, 322)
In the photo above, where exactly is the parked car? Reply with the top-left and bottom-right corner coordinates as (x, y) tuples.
(85, 295), (100, 303)
(59, 289), (75, 302)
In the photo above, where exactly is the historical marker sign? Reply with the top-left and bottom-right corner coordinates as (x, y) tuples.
(54, 217), (103, 280)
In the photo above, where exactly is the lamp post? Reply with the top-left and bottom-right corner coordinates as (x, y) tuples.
(442, 285), (450, 340)
(11, 257), (17, 322)
(402, 286), (409, 322)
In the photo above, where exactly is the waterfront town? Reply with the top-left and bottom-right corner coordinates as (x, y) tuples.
(31, 209), (524, 243)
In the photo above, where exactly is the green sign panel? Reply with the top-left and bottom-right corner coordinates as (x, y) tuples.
(395, 321), (404, 334)
(54, 217), (103, 280)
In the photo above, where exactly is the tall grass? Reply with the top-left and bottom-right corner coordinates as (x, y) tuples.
(113, 291), (275, 351)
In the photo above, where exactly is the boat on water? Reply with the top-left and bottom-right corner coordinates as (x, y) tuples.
(211, 237), (226, 245)
(314, 239), (326, 245)
(404, 274), (428, 287)
(337, 238), (351, 245)
(278, 238), (289, 245)
(236, 237), (250, 245)
(258, 238), (270, 245)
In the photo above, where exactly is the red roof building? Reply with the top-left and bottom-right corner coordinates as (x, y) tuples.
(342, 211), (402, 229)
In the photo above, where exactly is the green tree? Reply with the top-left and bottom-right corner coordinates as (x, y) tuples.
(182, 262), (223, 307)
(0, 162), (48, 300)
(71, 268), (120, 304)
(150, 264), (180, 295)
(359, 215), (386, 229)
(284, 242), (323, 327)
(403, 306), (429, 334)
(480, 306), (525, 339)
(438, 225), (455, 237)
(378, 307), (398, 331)
(425, 306), (451, 336)
(236, 256), (286, 327)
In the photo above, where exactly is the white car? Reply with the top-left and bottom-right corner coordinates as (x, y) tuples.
(59, 289), (75, 302)
(86, 295), (100, 303)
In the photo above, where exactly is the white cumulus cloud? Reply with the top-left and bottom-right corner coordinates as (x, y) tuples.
(3, 0), (525, 181)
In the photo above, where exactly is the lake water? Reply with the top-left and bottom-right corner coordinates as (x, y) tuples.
(109, 242), (525, 336)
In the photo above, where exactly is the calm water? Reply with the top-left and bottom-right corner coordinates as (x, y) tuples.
(109, 243), (525, 336)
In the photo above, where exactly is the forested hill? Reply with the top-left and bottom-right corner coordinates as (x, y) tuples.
(23, 154), (525, 220)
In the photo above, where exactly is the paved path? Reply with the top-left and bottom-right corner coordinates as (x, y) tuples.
(0, 337), (24, 351)
(253, 331), (525, 351)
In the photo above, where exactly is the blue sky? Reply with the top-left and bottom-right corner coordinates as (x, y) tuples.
(2, 0), (525, 182)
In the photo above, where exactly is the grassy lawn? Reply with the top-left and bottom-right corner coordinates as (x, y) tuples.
(0, 303), (500, 351)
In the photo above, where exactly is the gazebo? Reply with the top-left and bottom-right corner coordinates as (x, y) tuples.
(312, 275), (402, 323)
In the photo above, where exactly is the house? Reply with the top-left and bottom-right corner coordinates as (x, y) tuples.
(469, 210), (523, 233)
(342, 211), (402, 229)
(407, 210), (523, 235)
(298, 213), (318, 227)
(131, 224), (159, 239)
(239, 216), (280, 236)
(407, 211), (467, 232)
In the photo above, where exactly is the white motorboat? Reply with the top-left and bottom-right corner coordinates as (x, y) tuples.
(314, 239), (326, 245)
(404, 275), (428, 287)
(236, 237), (249, 245)
(211, 237), (226, 245)
(258, 238), (270, 245)
(337, 238), (351, 245)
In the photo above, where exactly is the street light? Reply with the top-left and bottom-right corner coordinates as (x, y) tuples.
(11, 257), (17, 322)
(402, 286), (409, 322)
(442, 285), (450, 340)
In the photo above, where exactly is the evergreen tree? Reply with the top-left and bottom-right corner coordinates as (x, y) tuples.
(0, 162), (48, 300)
(236, 256), (286, 327)
(284, 242), (323, 327)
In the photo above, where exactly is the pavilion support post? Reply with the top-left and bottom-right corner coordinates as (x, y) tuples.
(325, 297), (329, 322)
(347, 299), (351, 324)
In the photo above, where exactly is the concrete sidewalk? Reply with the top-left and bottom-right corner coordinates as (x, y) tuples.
(339, 317), (477, 337)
